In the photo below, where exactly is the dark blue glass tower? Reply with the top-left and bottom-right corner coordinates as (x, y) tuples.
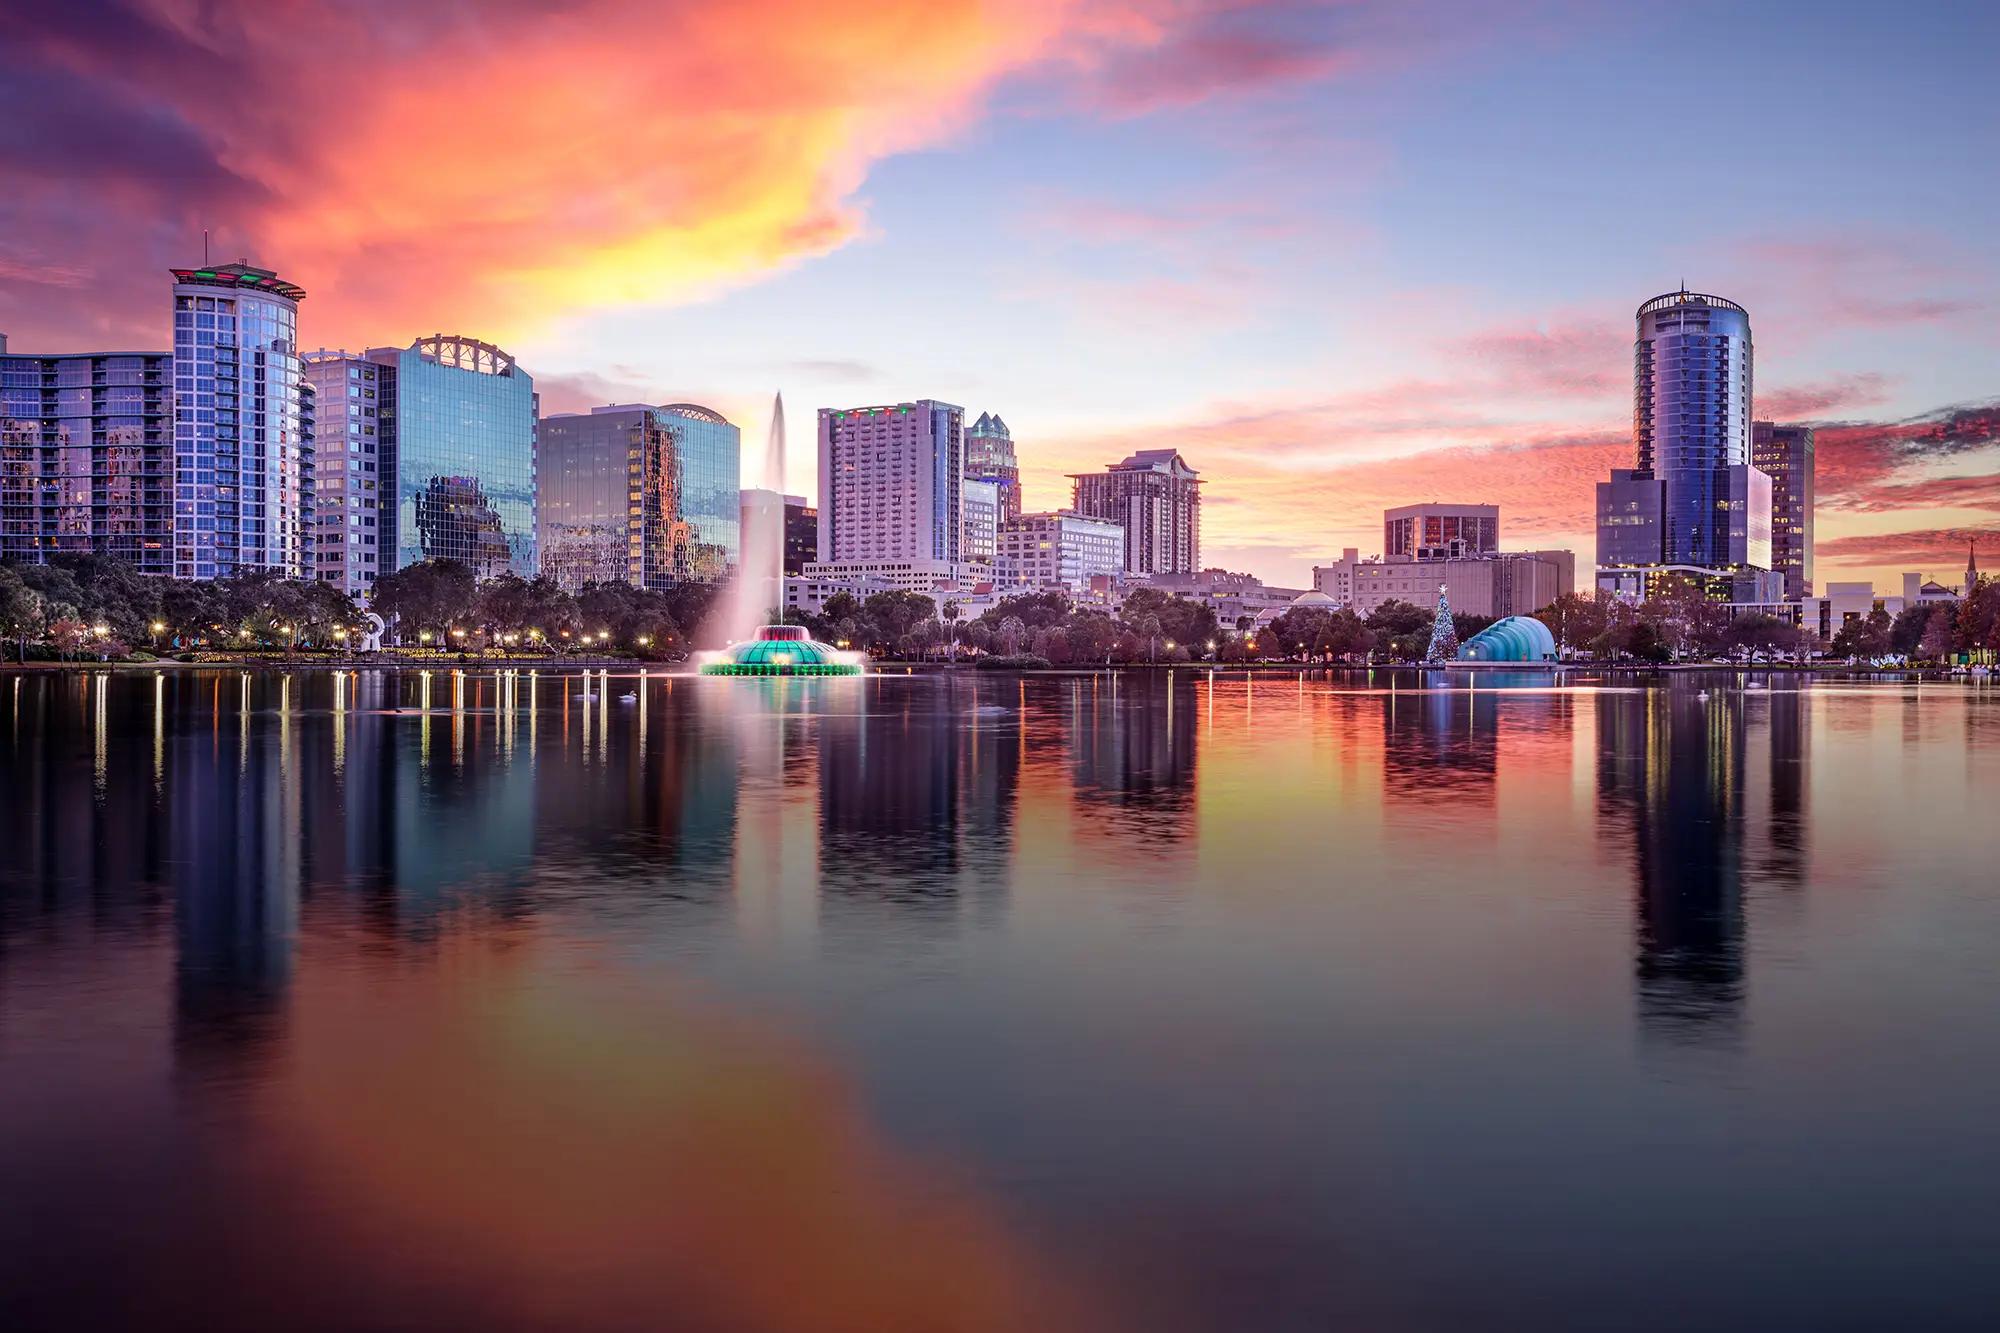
(1597, 291), (1773, 598)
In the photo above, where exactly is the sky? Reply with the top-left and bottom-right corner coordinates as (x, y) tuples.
(2, 0), (1996, 589)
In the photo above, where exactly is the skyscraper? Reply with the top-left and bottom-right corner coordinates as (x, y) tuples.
(965, 411), (1020, 521)
(1751, 421), (1815, 599)
(537, 403), (740, 592)
(300, 350), (389, 592)
(817, 400), (963, 566)
(170, 262), (313, 579)
(1596, 290), (1774, 599)
(1069, 449), (1201, 576)
(368, 336), (537, 580)
(0, 338), (174, 572)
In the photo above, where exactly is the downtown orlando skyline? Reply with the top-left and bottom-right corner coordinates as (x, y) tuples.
(2, 0), (1995, 589)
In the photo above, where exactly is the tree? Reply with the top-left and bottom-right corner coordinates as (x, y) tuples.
(1830, 607), (1892, 660)
(371, 559), (478, 644)
(1133, 613), (1162, 662)
(940, 598), (963, 660)
(0, 567), (40, 662)
(1918, 606), (1956, 662)
(1424, 586), (1459, 663)
(861, 590), (935, 650)
(1536, 592), (1611, 657)
(1889, 602), (1935, 656)
(1723, 613), (1800, 659)
(979, 590), (1071, 631)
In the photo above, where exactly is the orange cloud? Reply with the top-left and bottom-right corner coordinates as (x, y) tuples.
(4, 0), (1368, 350)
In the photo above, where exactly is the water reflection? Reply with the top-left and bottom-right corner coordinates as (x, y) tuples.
(1, 667), (1995, 1331)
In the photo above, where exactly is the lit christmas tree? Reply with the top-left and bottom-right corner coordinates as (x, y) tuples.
(1424, 582), (1458, 663)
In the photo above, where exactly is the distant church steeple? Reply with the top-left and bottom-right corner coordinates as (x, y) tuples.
(1968, 539), (1980, 596)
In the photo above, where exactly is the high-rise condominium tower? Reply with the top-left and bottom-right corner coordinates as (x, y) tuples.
(1069, 449), (1201, 576)
(170, 262), (313, 578)
(300, 350), (389, 592)
(1596, 290), (1774, 598)
(965, 411), (1021, 521)
(0, 338), (174, 573)
(817, 401), (964, 566)
(1751, 421), (1814, 600)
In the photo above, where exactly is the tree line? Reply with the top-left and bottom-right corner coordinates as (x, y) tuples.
(6, 553), (1994, 666)
(0, 556), (721, 661)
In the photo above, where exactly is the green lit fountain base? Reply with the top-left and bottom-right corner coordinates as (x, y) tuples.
(700, 662), (862, 677)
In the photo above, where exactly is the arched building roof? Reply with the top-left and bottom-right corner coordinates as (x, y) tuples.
(1457, 616), (1557, 662)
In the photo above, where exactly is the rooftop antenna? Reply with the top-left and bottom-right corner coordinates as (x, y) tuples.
(203, 229), (209, 265)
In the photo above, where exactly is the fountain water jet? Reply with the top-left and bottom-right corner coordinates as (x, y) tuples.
(697, 392), (864, 676)
(711, 393), (788, 649)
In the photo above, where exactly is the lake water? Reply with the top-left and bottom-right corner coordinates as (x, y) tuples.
(2, 666), (1997, 1331)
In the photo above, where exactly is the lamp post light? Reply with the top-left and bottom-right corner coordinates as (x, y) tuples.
(419, 630), (433, 644)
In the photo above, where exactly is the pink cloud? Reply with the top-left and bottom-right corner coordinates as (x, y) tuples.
(1755, 372), (1894, 420)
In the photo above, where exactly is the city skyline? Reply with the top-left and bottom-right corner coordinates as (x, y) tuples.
(2, 1), (1995, 592)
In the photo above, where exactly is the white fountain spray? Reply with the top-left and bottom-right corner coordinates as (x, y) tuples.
(711, 392), (788, 649)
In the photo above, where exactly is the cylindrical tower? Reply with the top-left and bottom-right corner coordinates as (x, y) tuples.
(1633, 290), (1753, 570)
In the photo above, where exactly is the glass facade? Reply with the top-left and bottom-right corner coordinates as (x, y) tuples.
(537, 403), (739, 593)
(965, 411), (1020, 521)
(170, 264), (312, 578)
(0, 349), (174, 571)
(962, 478), (998, 567)
(1633, 291), (1762, 571)
(1384, 503), (1499, 559)
(368, 336), (536, 580)
(664, 404), (741, 583)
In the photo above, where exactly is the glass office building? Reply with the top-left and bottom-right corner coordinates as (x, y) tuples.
(1632, 290), (1763, 571)
(1597, 290), (1775, 599)
(170, 262), (313, 578)
(537, 403), (740, 592)
(365, 336), (536, 580)
(0, 339), (174, 572)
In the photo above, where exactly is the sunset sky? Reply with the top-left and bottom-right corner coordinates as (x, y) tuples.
(3, 0), (1995, 588)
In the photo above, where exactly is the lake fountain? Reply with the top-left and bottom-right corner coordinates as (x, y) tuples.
(696, 393), (864, 677)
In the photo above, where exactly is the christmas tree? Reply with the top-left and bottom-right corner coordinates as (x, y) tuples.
(1424, 582), (1458, 663)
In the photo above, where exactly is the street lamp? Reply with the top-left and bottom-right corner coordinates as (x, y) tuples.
(636, 635), (651, 647)
(419, 630), (433, 643)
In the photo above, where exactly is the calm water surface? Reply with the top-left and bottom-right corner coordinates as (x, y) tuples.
(2, 666), (1997, 1331)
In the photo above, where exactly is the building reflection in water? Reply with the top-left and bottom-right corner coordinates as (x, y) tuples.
(1596, 684), (1808, 1044)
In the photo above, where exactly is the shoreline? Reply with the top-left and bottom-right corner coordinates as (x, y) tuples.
(0, 657), (1980, 680)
